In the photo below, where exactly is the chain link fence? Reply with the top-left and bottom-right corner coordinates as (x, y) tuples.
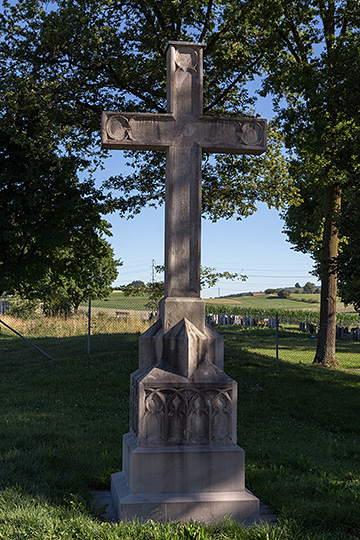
(1, 294), (359, 368)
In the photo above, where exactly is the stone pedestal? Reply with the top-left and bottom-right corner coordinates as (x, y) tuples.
(111, 305), (260, 524)
(111, 434), (259, 524)
(104, 40), (264, 524)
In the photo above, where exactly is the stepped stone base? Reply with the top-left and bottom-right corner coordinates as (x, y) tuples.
(111, 433), (260, 524)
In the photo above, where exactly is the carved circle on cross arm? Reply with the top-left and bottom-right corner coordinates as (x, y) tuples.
(107, 115), (133, 141)
(237, 121), (263, 146)
(175, 49), (198, 73)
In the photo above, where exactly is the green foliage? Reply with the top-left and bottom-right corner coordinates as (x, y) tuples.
(0, 96), (116, 299)
(200, 266), (246, 288)
(254, 0), (360, 362)
(0, 0), (297, 226)
(39, 238), (121, 314)
(123, 281), (164, 313)
(7, 296), (39, 319)
(303, 282), (317, 294)
(337, 182), (360, 311)
(277, 289), (291, 299)
(128, 280), (146, 288)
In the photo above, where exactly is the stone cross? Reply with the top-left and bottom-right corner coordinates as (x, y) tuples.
(103, 41), (266, 525)
(102, 41), (266, 301)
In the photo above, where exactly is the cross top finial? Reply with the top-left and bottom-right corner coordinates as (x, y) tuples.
(166, 41), (204, 118)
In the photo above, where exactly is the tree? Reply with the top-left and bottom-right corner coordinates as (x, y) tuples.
(278, 289), (291, 299)
(0, 130), (111, 296)
(337, 181), (360, 312)
(34, 237), (121, 315)
(123, 266), (246, 313)
(252, 0), (360, 365)
(0, 68), (116, 297)
(295, 282), (301, 289)
(128, 280), (145, 289)
(303, 282), (317, 295)
(0, 0), (296, 223)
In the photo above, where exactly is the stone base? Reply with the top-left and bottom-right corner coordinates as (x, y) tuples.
(111, 433), (259, 524)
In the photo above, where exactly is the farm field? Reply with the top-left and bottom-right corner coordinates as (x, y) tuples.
(83, 291), (357, 314)
(205, 293), (358, 313)
(81, 291), (150, 311)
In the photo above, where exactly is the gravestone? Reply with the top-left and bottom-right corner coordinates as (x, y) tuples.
(102, 41), (267, 524)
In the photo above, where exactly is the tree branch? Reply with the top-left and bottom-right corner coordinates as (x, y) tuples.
(136, 0), (165, 54)
(205, 21), (232, 54)
(319, 0), (335, 55)
(200, 0), (214, 42)
(104, 60), (163, 112)
(276, 26), (303, 64)
(204, 54), (263, 113)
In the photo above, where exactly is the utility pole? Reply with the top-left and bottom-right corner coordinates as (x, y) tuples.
(151, 259), (155, 284)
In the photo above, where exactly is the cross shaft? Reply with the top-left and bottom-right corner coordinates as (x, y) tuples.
(102, 42), (266, 300)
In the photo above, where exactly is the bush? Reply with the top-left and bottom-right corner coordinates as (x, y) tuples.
(278, 289), (291, 299)
(7, 296), (39, 318)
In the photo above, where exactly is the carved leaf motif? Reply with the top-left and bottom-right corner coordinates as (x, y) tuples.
(175, 50), (198, 73)
(107, 115), (134, 141)
(237, 121), (263, 146)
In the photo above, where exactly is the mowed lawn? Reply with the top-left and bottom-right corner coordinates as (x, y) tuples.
(0, 324), (360, 539)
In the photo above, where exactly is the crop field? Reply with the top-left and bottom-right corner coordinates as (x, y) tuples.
(81, 291), (357, 315)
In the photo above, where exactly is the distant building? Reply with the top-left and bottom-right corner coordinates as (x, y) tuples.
(250, 292), (265, 296)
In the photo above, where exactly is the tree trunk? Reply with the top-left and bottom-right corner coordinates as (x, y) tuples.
(314, 184), (341, 366)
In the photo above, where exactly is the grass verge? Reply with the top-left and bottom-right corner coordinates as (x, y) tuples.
(0, 326), (359, 539)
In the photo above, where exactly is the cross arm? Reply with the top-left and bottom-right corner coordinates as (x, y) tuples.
(101, 112), (175, 151)
(199, 117), (267, 155)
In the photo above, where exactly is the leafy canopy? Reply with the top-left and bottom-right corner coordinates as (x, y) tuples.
(0, 0), (297, 223)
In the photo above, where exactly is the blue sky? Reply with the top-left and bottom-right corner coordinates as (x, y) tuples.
(99, 87), (319, 298)
(0, 0), (318, 296)
(98, 152), (320, 298)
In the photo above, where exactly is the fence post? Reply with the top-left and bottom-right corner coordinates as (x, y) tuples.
(276, 313), (279, 368)
(88, 297), (91, 354)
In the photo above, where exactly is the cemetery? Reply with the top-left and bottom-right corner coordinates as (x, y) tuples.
(1, 38), (359, 540)
(1, 323), (360, 539)
(1, 0), (360, 534)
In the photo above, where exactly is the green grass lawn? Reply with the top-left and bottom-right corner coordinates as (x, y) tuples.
(1, 326), (360, 539)
(83, 291), (151, 311)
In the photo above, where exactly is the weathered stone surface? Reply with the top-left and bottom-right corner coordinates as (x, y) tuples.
(112, 471), (259, 524)
(101, 41), (265, 524)
(138, 317), (223, 374)
(161, 297), (205, 333)
(122, 433), (245, 493)
(111, 433), (260, 523)
(130, 359), (237, 447)
(138, 319), (163, 372)
(102, 42), (266, 300)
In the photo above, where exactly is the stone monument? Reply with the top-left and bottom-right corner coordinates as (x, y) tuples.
(102, 41), (267, 524)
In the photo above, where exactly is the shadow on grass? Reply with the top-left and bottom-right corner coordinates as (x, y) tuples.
(0, 332), (139, 505)
(1, 328), (360, 537)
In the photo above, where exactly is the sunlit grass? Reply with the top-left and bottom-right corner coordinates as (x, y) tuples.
(1, 325), (360, 539)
